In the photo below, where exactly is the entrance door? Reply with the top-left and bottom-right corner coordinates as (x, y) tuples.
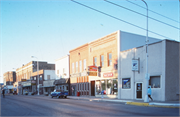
(91, 81), (95, 96)
(136, 83), (142, 99)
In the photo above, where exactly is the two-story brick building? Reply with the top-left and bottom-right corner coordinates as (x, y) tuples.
(70, 30), (161, 97)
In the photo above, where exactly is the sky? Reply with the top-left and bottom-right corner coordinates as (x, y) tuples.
(0, 0), (179, 83)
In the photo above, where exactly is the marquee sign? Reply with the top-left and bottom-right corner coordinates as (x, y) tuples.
(88, 66), (97, 71)
(103, 72), (113, 78)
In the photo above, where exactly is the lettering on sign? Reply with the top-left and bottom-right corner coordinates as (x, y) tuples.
(88, 66), (97, 71)
(103, 72), (113, 78)
(88, 72), (97, 76)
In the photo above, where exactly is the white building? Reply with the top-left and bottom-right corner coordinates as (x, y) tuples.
(119, 39), (179, 101)
(54, 55), (70, 93)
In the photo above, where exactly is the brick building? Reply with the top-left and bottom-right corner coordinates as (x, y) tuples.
(15, 61), (55, 95)
(3, 71), (16, 85)
(70, 43), (89, 96)
(70, 30), (161, 97)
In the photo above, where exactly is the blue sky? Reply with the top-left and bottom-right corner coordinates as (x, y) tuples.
(0, 0), (179, 83)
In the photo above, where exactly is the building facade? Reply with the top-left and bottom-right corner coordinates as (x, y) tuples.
(54, 55), (70, 95)
(15, 61), (55, 95)
(69, 30), (161, 97)
(119, 40), (179, 101)
(70, 44), (90, 96)
(3, 71), (16, 85)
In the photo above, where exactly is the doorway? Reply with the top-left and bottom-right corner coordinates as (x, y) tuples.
(91, 81), (95, 96)
(136, 82), (142, 99)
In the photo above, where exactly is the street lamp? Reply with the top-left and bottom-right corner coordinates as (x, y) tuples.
(141, 0), (149, 102)
(31, 56), (39, 95)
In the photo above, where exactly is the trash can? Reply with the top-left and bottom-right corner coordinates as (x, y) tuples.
(77, 92), (80, 96)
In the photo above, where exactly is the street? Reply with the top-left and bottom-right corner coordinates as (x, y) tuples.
(1, 95), (179, 116)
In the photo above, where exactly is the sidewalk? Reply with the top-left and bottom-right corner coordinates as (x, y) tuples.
(68, 96), (180, 108)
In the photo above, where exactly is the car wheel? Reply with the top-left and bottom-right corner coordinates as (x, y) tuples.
(64, 96), (67, 98)
(51, 96), (53, 98)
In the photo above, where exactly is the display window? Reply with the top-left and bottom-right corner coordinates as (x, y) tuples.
(95, 79), (118, 95)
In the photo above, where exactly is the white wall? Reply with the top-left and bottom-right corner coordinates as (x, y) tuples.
(120, 41), (165, 101)
(120, 31), (161, 51)
(55, 55), (69, 79)
(44, 70), (56, 80)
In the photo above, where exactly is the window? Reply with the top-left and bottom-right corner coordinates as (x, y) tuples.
(88, 83), (89, 90)
(76, 61), (78, 73)
(100, 55), (104, 67)
(85, 83), (86, 90)
(93, 57), (97, 66)
(39, 75), (42, 80)
(34, 77), (36, 80)
(80, 84), (81, 90)
(83, 59), (86, 71)
(122, 78), (131, 89)
(149, 76), (160, 88)
(72, 63), (74, 73)
(82, 83), (84, 90)
(47, 75), (50, 80)
(66, 86), (68, 90)
(79, 61), (82, 72)
(108, 53), (112, 66)
(57, 70), (59, 74)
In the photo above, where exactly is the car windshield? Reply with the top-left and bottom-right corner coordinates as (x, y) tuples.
(56, 90), (61, 92)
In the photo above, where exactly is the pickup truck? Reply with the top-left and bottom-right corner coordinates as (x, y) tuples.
(51, 89), (68, 99)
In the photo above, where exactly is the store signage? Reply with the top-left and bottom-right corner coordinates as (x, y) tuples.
(22, 82), (31, 87)
(21, 79), (27, 82)
(132, 59), (139, 71)
(103, 72), (113, 78)
(88, 72), (97, 76)
(88, 66), (97, 71)
(31, 80), (36, 85)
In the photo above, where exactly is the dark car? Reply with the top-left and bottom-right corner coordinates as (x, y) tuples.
(51, 89), (68, 98)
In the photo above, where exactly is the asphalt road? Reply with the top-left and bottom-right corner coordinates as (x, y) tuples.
(1, 95), (179, 116)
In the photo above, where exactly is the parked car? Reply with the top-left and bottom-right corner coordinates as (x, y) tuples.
(51, 89), (68, 99)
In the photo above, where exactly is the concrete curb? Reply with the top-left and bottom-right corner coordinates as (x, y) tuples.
(126, 102), (180, 108)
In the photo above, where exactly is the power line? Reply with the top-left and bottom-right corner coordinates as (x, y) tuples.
(126, 0), (180, 24)
(71, 0), (172, 39)
(104, 0), (179, 30)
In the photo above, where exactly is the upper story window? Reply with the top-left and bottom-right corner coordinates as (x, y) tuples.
(47, 75), (50, 80)
(93, 57), (97, 66)
(40, 75), (43, 80)
(83, 59), (86, 71)
(72, 63), (74, 73)
(100, 55), (104, 67)
(76, 61), (78, 73)
(79, 61), (82, 72)
(57, 70), (59, 74)
(108, 53), (112, 66)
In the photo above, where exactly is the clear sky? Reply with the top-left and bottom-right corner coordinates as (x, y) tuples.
(0, 0), (179, 83)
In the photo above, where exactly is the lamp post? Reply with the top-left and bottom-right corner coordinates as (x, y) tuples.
(141, 0), (149, 102)
(31, 56), (39, 95)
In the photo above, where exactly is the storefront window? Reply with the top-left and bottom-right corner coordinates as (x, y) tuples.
(96, 79), (118, 95)
(149, 76), (160, 88)
(122, 78), (131, 89)
(95, 81), (101, 95)
(112, 79), (118, 95)
(107, 80), (113, 95)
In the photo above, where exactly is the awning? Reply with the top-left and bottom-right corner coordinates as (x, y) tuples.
(54, 78), (70, 85)
(42, 85), (55, 88)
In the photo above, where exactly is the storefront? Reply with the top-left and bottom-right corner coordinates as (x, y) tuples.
(21, 80), (36, 95)
(90, 71), (118, 98)
(43, 79), (55, 95)
(54, 78), (70, 95)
